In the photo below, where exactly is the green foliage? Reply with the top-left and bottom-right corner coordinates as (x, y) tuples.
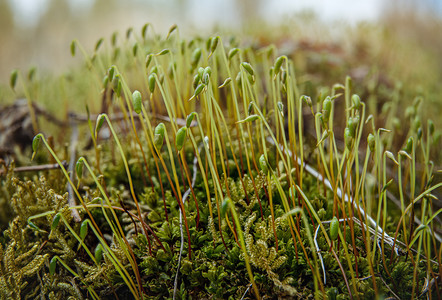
(1, 21), (440, 299)
(244, 212), (297, 296)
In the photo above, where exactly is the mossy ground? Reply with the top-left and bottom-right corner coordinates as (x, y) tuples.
(0, 20), (441, 299)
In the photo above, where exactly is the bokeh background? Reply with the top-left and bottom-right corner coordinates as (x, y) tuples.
(1, 0), (442, 84)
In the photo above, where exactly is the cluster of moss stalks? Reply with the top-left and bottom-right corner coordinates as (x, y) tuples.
(1, 24), (441, 299)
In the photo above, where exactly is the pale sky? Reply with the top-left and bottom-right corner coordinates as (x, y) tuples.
(8, 0), (93, 27)
(8, 0), (385, 28)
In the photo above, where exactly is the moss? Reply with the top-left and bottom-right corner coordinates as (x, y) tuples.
(1, 21), (440, 299)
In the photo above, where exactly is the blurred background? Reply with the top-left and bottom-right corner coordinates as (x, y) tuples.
(1, 0), (442, 83)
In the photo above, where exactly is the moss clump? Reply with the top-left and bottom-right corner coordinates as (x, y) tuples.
(1, 23), (440, 299)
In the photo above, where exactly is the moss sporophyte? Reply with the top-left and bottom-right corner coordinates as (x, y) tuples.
(0, 23), (441, 300)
